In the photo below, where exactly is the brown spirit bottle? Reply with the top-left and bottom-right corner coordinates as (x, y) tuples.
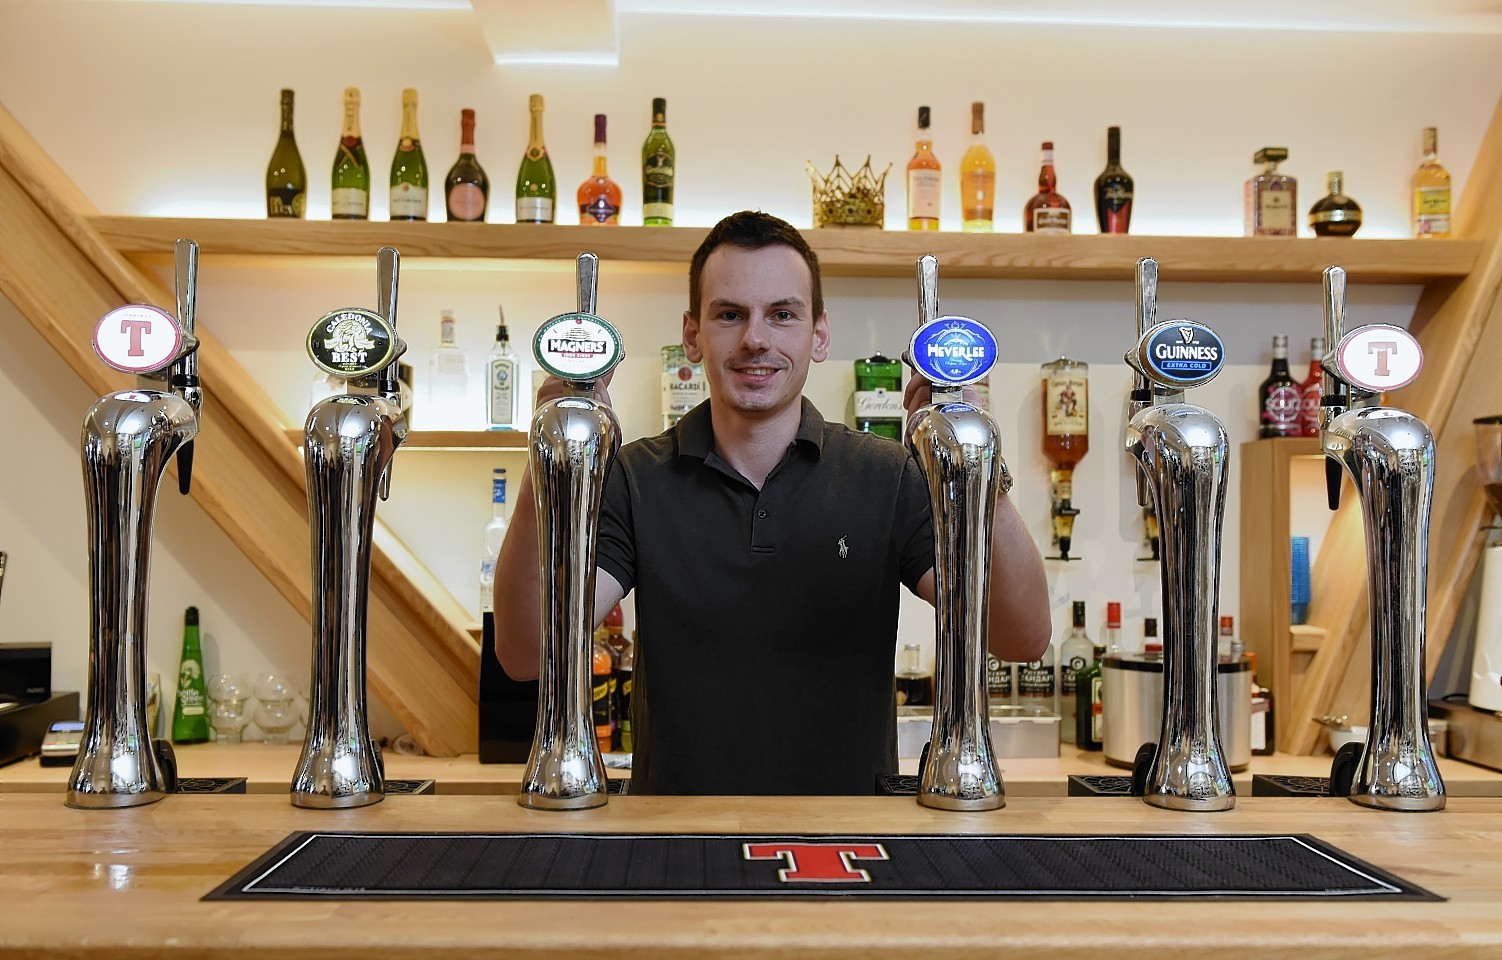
(1041, 356), (1089, 558)
(1024, 141), (1071, 234)
(906, 106), (941, 231)
(577, 113), (622, 225)
(1308, 171), (1362, 237)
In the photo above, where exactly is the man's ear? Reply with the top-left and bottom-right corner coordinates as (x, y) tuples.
(682, 310), (703, 363)
(811, 310), (831, 364)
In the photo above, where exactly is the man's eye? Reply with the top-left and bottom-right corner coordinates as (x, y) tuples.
(717, 311), (740, 322)
(773, 310), (795, 322)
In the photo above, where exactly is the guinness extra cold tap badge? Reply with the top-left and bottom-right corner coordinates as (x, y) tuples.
(909, 316), (998, 388)
(307, 308), (400, 380)
(1136, 320), (1226, 389)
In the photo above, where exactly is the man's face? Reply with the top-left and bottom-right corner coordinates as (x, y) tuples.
(683, 244), (829, 421)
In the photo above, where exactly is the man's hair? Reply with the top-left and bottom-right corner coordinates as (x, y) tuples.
(687, 211), (824, 323)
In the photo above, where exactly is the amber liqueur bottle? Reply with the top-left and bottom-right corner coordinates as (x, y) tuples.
(577, 113), (622, 225)
(1024, 141), (1071, 234)
(1093, 125), (1133, 233)
(1041, 356), (1089, 558)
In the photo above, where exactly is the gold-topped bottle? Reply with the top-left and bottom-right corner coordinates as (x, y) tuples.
(1308, 171), (1362, 237)
(959, 101), (995, 232)
(389, 88), (428, 221)
(1412, 127), (1452, 239)
(330, 87), (369, 220)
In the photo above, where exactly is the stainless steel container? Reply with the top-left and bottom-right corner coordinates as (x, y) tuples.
(1102, 655), (1251, 770)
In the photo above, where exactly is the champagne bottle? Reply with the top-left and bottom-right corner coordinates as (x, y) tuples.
(265, 88), (306, 218)
(171, 606), (211, 744)
(390, 88), (429, 221)
(445, 108), (489, 222)
(515, 93), (556, 224)
(641, 97), (675, 226)
(330, 87), (370, 220)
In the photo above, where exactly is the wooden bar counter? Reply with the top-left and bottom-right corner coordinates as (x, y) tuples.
(4, 748), (1502, 959)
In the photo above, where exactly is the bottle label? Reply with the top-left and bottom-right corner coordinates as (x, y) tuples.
(330, 187), (368, 218)
(1300, 380), (1322, 436)
(1032, 207), (1071, 233)
(961, 170), (995, 221)
(1099, 183), (1132, 232)
(1257, 189), (1296, 235)
(488, 357), (516, 428)
(267, 188), (305, 218)
(854, 388), (904, 420)
(1416, 186), (1451, 235)
(1017, 661), (1055, 697)
(642, 201), (674, 222)
(644, 151), (674, 190)
(1061, 655), (1088, 696)
(390, 182), (427, 218)
(1262, 384), (1302, 429)
(478, 559), (495, 613)
(1045, 375), (1088, 436)
(986, 654), (1012, 698)
(176, 687), (205, 716)
(516, 196), (554, 222)
(447, 183), (486, 221)
(662, 366), (708, 423)
(1089, 675), (1103, 742)
(581, 196), (621, 224)
(908, 168), (941, 219)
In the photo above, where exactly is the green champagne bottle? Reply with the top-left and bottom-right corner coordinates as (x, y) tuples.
(641, 97), (675, 226)
(330, 87), (369, 220)
(514, 93), (555, 224)
(171, 606), (210, 744)
(445, 108), (489, 222)
(853, 353), (903, 441)
(390, 87), (428, 221)
(265, 88), (306, 218)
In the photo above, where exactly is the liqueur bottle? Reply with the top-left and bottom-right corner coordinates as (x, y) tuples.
(1299, 336), (1326, 438)
(906, 106), (941, 231)
(1023, 141), (1071, 234)
(478, 469), (509, 616)
(1059, 601), (1093, 746)
(485, 311), (519, 430)
(1093, 125), (1133, 234)
(389, 88), (429, 221)
(427, 309), (470, 428)
(444, 108), (489, 222)
(853, 353), (903, 441)
(641, 97), (675, 226)
(330, 87), (370, 220)
(1412, 127), (1452, 238)
(515, 94), (556, 224)
(1258, 335), (1301, 438)
(578, 113), (622, 225)
(895, 642), (934, 707)
(1244, 147), (1296, 237)
(661, 343), (708, 429)
(1041, 356), (1089, 558)
(171, 607), (210, 744)
(265, 88), (306, 218)
(959, 101), (995, 232)
(1308, 171), (1362, 237)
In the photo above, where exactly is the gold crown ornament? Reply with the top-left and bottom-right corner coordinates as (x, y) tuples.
(807, 155), (891, 228)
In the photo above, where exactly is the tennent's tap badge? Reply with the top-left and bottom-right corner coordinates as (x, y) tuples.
(93, 304), (184, 375)
(909, 316), (998, 389)
(1135, 320), (1226, 389)
(534, 311), (624, 383)
(1334, 323), (1422, 393)
(307, 308), (400, 380)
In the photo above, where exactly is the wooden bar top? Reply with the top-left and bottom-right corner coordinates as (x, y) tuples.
(3, 792), (1502, 959)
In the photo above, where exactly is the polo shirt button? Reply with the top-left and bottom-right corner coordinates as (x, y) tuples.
(757, 509), (768, 518)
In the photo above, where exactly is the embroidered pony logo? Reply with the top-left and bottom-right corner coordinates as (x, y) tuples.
(838, 537), (849, 559)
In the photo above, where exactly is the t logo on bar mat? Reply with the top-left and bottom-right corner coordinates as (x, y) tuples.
(742, 842), (888, 882)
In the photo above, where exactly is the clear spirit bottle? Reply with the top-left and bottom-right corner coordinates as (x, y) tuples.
(1059, 601), (1094, 745)
(485, 311), (520, 430)
(427, 309), (471, 429)
(478, 468), (508, 616)
(1245, 147), (1297, 237)
(661, 343), (707, 430)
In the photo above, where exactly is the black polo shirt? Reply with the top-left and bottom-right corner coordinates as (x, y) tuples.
(596, 398), (934, 796)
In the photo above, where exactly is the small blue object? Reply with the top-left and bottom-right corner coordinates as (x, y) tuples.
(908, 316), (997, 387)
(1291, 536), (1311, 625)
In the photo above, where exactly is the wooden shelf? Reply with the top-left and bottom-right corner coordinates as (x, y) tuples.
(92, 217), (1481, 284)
(286, 429), (529, 451)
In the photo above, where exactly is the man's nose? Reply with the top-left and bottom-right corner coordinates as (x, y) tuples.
(741, 318), (769, 350)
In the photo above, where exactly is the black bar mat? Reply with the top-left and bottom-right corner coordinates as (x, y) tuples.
(205, 832), (1441, 902)
(1253, 775), (1334, 797)
(1068, 775), (1134, 796)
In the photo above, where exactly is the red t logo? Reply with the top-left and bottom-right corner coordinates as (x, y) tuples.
(742, 842), (889, 883)
(120, 317), (153, 357)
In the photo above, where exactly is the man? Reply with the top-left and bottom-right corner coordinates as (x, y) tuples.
(494, 211), (1050, 795)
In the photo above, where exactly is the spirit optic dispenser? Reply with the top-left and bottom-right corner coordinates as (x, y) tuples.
(68, 239), (203, 809)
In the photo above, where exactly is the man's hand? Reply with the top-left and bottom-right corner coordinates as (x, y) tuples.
(903, 374), (986, 432)
(536, 370), (615, 408)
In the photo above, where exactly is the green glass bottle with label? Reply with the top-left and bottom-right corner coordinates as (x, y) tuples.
(641, 97), (675, 226)
(515, 94), (556, 224)
(854, 354), (903, 441)
(389, 88), (429, 221)
(171, 606), (210, 743)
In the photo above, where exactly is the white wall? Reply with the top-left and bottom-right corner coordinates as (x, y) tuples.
(1, 1), (1498, 716)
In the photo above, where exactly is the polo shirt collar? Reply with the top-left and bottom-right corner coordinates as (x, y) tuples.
(674, 397), (827, 462)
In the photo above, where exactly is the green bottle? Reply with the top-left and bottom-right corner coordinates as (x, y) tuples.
(265, 88), (306, 218)
(330, 87), (370, 220)
(641, 97), (675, 226)
(389, 87), (429, 221)
(1075, 644), (1105, 750)
(171, 606), (210, 744)
(853, 353), (903, 441)
(514, 93), (556, 223)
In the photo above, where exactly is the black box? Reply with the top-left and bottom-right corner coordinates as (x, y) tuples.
(0, 691), (79, 767)
(0, 643), (51, 703)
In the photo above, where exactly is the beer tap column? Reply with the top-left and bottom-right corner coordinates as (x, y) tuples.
(906, 255), (1006, 812)
(1123, 257), (1235, 812)
(292, 246), (408, 809)
(1319, 265), (1445, 811)
(520, 253), (625, 811)
(69, 238), (203, 809)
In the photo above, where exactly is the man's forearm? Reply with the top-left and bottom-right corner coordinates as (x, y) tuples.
(985, 494), (1052, 663)
(492, 467), (543, 681)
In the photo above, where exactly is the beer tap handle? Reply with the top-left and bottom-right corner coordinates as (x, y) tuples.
(1128, 258), (1158, 508)
(375, 246), (401, 501)
(917, 254), (939, 326)
(172, 239), (201, 496)
(577, 252), (599, 315)
(1320, 266), (1349, 511)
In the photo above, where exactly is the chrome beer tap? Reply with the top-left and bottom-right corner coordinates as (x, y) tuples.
(68, 238), (203, 809)
(520, 253), (625, 811)
(1123, 257), (1235, 812)
(906, 255), (1006, 811)
(1319, 265), (1445, 812)
(292, 246), (408, 809)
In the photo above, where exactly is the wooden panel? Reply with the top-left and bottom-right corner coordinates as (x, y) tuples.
(91, 216), (1481, 284)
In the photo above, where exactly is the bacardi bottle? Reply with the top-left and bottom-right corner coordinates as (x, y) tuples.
(1258, 335), (1301, 438)
(661, 343), (708, 430)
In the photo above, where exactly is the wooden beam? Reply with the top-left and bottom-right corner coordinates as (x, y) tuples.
(1287, 94), (1502, 753)
(0, 101), (479, 755)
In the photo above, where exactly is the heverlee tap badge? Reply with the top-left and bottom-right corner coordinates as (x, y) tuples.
(307, 307), (399, 380)
(1138, 320), (1226, 388)
(533, 311), (623, 383)
(92, 304), (182, 375)
(909, 316), (997, 388)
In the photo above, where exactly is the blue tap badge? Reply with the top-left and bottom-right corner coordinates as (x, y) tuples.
(908, 316), (998, 387)
(1136, 320), (1226, 389)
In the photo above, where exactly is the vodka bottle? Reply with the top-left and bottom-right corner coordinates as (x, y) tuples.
(427, 309), (471, 428)
(478, 469), (509, 615)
